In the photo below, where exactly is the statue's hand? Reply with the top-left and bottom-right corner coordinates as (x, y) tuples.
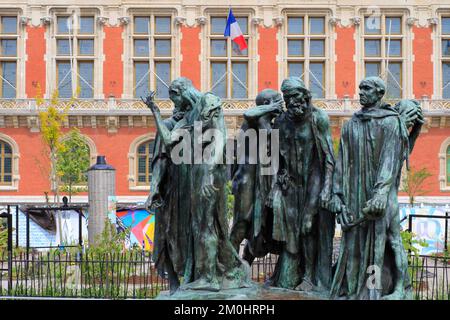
(319, 188), (331, 210)
(398, 100), (421, 128)
(328, 194), (343, 214)
(146, 193), (163, 210)
(141, 91), (160, 114)
(416, 107), (425, 125)
(336, 206), (355, 231)
(265, 188), (275, 208)
(201, 174), (219, 198)
(172, 108), (185, 121)
(301, 214), (314, 235)
(336, 207), (354, 229)
(201, 183), (219, 198)
(364, 194), (387, 219)
(269, 99), (283, 115)
(277, 169), (291, 192)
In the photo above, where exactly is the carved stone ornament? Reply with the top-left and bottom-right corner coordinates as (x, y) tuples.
(20, 16), (31, 26)
(196, 16), (207, 25)
(273, 17), (284, 26)
(329, 16), (341, 26)
(174, 16), (186, 26)
(40, 16), (52, 25)
(350, 16), (361, 26)
(118, 16), (130, 25)
(97, 16), (109, 26)
(427, 17), (439, 26)
(251, 17), (263, 26)
(406, 17), (418, 26)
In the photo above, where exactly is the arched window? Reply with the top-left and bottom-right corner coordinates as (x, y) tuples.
(0, 140), (12, 185)
(136, 140), (155, 186)
(439, 137), (450, 191)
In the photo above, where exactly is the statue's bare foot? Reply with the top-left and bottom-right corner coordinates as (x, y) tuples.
(295, 277), (314, 292)
(169, 285), (179, 295)
(183, 277), (220, 292)
(169, 277), (180, 295)
(381, 289), (405, 300)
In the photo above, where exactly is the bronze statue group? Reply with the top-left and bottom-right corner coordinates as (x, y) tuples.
(144, 75), (424, 300)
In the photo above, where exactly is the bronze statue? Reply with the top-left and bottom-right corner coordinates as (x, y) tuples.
(144, 77), (202, 294)
(230, 89), (283, 264)
(267, 77), (335, 292)
(145, 81), (249, 294)
(183, 93), (250, 291)
(329, 76), (423, 300)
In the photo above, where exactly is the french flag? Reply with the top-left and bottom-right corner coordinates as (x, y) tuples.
(224, 9), (247, 51)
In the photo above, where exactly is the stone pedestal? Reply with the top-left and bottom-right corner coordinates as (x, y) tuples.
(156, 283), (328, 300)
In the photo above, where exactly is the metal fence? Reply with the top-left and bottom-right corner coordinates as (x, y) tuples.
(0, 250), (448, 299)
(409, 255), (450, 300)
(0, 251), (169, 299)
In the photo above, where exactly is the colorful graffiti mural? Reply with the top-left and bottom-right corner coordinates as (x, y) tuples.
(115, 208), (155, 251)
(400, 205), (449, 255)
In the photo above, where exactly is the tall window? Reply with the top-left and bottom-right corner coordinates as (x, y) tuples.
(136, 140), (155, 185)
(0, 15), (17, 98)
(133, 15), (172, 99)
(285, 15), (327, 98)
(55, 15), (95, 98)
(0, 140), (12, 185)
(209, 15), (249, 99)
(441, 17), (450, 99)
(363, 15), (404, 98)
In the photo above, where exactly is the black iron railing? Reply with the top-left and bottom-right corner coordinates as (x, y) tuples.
(0, 251), (169, 299)
(0, 250), (448, 299)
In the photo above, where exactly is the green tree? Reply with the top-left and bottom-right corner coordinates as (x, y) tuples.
(38, 91), (70, 204)
(225, 181), (234, 223)
(332, 137), (340, 157)
(0, 223), (7, 250)
(57, 128), (90, 202)
(401, 166), (432, 206)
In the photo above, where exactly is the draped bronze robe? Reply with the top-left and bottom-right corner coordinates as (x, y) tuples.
(330, 104), (411, 299)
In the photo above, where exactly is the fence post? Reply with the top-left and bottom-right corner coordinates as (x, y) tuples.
(26, 211), (30, 257)
(105, 254), (109, 299)
(408, 215), (413, 256)
(445, 211), (449, 252)
(7, 210), (12, 296)
(15, 205), (18, 248)
(78, 209), (83, 247)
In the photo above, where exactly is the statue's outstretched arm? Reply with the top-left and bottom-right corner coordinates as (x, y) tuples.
(142, 92), (174, 148)
(243, 100), (283, 123)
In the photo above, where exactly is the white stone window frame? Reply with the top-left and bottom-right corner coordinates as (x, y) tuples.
(356, 8), (413, 99)
(0, 132), (19, 191)
(128, 133), (156, 191)
(0, 8), (25, 99)
(47, 7), (103, 99)
(280, 9), (335, 99)
(202, 7), (256, 100)
(438, 136), (450, 191)
(59, 132), (97, 189)
(435, 10), (450, 99)
(123, 8), (179, 99)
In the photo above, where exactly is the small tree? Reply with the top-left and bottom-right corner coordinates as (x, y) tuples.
(57, 128), (90, 202)
(332, 137), (340, 157)
(401, 166), (432, 206)
(39, 91), (70, 204)
(225, 181), (234, 224)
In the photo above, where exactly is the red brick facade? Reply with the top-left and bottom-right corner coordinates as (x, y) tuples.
(1, 18), (449, 204)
